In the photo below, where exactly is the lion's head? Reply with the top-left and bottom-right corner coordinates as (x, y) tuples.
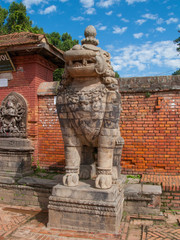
(59, 25), (118, 91)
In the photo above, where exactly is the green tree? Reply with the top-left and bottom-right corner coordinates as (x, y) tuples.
(174, 30), (180, 52)
(46, 32), (78, 51)
(61, 32), (78, 51)
(115, 72), (120, 78)
(0, 6), (8, 34)
(31, 25), (44, 34)
(46, 32), (78, 81)
(172, 69), (180, 75)
(172, 30), (180, 75)
(6, 2), (32, 33)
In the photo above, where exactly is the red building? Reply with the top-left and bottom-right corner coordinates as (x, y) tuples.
(0, 32), (64, 161)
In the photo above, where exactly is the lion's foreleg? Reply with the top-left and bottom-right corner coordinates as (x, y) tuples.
(60, 119), (82, 187)
(95, 133), (115, 189)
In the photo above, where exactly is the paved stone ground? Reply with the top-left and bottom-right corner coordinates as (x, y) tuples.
(0, 204), (179, 240)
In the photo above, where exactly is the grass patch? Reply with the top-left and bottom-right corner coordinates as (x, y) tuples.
(127, 175), (141, 179)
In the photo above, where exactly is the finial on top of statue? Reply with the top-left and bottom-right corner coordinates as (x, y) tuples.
(81, 25), (99, 46)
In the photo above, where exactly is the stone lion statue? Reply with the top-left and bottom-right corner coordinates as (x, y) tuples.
(56, 25), (124, 189)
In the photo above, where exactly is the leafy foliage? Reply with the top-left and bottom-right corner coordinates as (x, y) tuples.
(172, 69), (180, 75)
(115, 71), (120, 78)
(46, 32), (78, 81)
(174, 30), (180, 52)
(172, 30), (180, 75)
(53, 68), (64, 82)
(0, 6), (8, 34)
(46, 32), (78, 51)
(6, 2), (32, 33)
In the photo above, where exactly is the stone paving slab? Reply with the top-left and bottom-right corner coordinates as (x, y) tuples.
(0, 204), (180, 240)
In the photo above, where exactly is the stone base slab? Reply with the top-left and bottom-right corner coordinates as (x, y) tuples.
(0, 138), (34, 180)
(124, 183), (162, 215)
(48, 180), (124, 233)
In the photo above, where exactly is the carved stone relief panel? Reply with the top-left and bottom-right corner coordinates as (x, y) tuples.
(0, 92), (27, 138)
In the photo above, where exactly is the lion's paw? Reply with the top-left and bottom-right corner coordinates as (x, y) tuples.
(63, 173), (79, 187)
(95, 174), (112, 189)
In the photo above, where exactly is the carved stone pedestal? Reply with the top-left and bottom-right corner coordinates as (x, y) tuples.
(0, 138), (33, 183)
(48, 180), (124, 233)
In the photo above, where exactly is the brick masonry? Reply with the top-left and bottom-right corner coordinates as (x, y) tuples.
(0, 54), (57, 164)
(141, 174), (180, 210)
(37, 75), (180, 175)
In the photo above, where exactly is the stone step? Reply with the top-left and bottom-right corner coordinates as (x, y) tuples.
(124, 183), (162, 215)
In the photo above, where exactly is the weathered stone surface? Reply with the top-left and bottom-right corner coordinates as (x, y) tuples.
(49, 25), (125, 234)
(0, 138), (33, 179)
(18, 177), (58, 188)
(0, 92), (27, 138)
(48, 180), (124, 233)
(124, 184), (162, 215)
(0, 176), (15, 184)
(0, 182), (51, 209)
(119, 75), (180, 93)
(0, 92), (34, 181)
(56, 25), (124, 189)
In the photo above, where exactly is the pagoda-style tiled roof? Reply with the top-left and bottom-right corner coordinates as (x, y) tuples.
(0, 32), (45, 47)
(0, 32), (64, 67)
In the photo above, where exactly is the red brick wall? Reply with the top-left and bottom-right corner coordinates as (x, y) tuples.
(0, 54), (56, 162)
(1, 71), (180, 175)
(38, 94), (65, 169)
(120, 92), (180, 175)
(37, 77), (180, 175)
(161, 192), (180, 210)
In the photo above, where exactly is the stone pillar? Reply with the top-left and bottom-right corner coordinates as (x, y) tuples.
(0, 92), (33, 183)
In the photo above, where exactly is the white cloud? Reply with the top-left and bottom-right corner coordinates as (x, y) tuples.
(71, 16), (85, 21)
(28, 9), (35, 14)
(22, 0), (48, 9)
(142, 13), (158, 20)
(133, 32), (143, 39)
(85, 8), (96, 14)
(97, 0), (120, 8)
(59, 0), (68, 2)
(95, 23), (107, 31)
(156, 27), (166, 32)
(111, 41), (180, 74)
(105, 44), (115, 52)
(156, 18), (164, 24)
(166, 17), (178, 24)
(168, 12), (174, 16)
(80, 0), (95, 15)
(117, 13), (122, 17)
(178, 24), (180, 29)
(113, 26), (127, 34)
(39, 5), (56, 15)
(135, 19), (146, 25)
(106, 11), (113, 15)
(121, 18), (129, 23)
(126, 0), (147, 4)
(80, 0), (94, 8)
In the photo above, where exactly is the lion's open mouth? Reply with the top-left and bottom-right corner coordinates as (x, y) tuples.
(68, 58), (96, 68)
(72, 60), (83, 67)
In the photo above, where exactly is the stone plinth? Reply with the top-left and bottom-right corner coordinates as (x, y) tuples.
(48, 180), (124, 233)
(0, 138), (33, 182)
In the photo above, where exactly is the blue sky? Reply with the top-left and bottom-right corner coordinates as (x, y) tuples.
(1, 0), (180, 77)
